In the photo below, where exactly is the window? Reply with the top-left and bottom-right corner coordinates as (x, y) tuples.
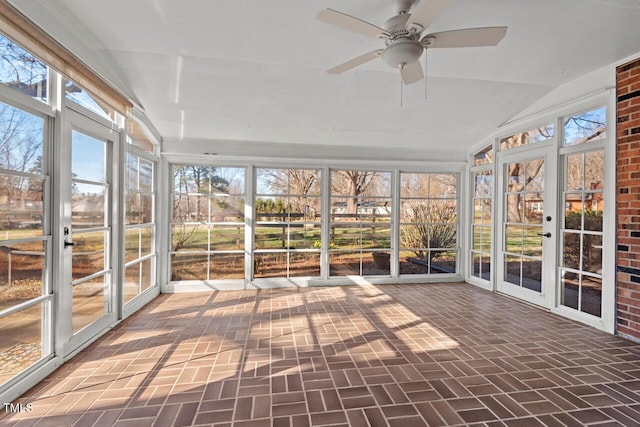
(254, 168), (322, 278)
(0, 101), (51, 387)
(559, 106), (606, 317)
(330, 170), (391, 276)
(470, 170), (492, 280)
(170, 165), (245, 281)
(65, 81), (117, 123)
(500, 124), (554, 151)
(563, 107), (606, 146)
(399, 173), (457, 275)
(0, 34), (47, 102)
(473, 145), (493, 166)
(126, 120), (155, 153)
(124, 148), (156, 303)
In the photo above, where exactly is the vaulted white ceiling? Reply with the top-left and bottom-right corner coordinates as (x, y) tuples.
(10, 0), (640, 160)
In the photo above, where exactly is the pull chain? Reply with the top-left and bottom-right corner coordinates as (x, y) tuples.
(399, 63), (404, 107)
(424, 50), (428, 100)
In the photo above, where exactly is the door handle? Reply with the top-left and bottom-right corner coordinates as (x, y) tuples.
(64, 240), (75, 247)
(538, 232), (552, 238)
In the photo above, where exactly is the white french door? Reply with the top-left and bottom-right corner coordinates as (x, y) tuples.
(496, 145), (557, 308)
(59, 109), (118, 355)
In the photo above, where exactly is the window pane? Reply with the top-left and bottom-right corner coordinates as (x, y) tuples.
(566, 154), (584, 191)
(400, 200), (428, 223)
(400, 251), (429, 275)
(210, 196), (244, 222)
(210, 224), (244, 251)
(330, 223), (361, 249)
(474, 172), (492, 198)
(400, 173), (430, 198)
(0, 241), (45, 311)
(124, 228), (140, 263)
(173, 166), (245, 195)
(210, 254), (244, 279)
(0, 175), (44, 239)
(126, 120), (155, 153)
(564, 107), (606, 146)
(500, 124), (554, 150)
(139, 159), (153, 192)
(0, 35), (48, 102)
(363, 252), (391, 275)
(331, 171), (390, 197)
(361, 227), (391, 249)
(330, 252), (361, 276)
(66, 82), (114, 121)
(289, 252), (321, 277)
(171, 224), (207, 252)
(289, 225), (321, 249)
(253, 253), (288, 278)
(0, 103), (44, 173)
(141, 257), (153, 292)
(171, 253), (208, 281)
(0, 303), (45, 386)
(430, 251), (456, 274)
(473, 145), (493, 166)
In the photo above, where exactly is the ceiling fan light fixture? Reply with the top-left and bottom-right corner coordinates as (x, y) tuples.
(381, 39), (423, 68)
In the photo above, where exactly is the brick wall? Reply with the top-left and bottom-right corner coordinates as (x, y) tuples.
(616, 57), (640, 341)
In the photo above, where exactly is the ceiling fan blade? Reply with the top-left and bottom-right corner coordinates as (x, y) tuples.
(400, 61), (424, 85)
(422, 27), (508, 48)
(327, 49), (384, 74)
(405, 0), (453, 32)
(317, 9), (389, 39)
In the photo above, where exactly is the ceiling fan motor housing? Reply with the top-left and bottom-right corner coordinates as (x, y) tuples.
(381, 38), (423, 68)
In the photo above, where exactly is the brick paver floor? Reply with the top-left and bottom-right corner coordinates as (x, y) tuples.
(2, 283), (640, 426)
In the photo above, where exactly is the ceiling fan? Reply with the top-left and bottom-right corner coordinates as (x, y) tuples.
(316, 0), (507, 86)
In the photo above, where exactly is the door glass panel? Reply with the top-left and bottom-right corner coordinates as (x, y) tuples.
(69, 126), (111, 338)
(584, 234), (602, 274)
(523, 227), (543, 257)
(522, 260), (542, 292)
(505, 255), (521, 286)
(71, 230), (106, 281)
(581, 276), (602, 317)
(562, 232), (580, 270)
(71, 184), (106, 229)
(561, 271), (579, 310)
(71, 130), (106, 182)
(502, 156), (545, 295)
(72, 276), (107, 333)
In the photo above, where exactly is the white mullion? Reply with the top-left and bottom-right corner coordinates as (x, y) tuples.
(245, 165), (254, 286)
(391, 170), (400, 278)
(321, 166), (330, 279)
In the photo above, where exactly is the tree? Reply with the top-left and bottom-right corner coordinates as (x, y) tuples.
(332, 171), (378, 214)
(171, 166), (230, 251)
(260, 168), (320, 220)
(0, 36), (47, 99)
